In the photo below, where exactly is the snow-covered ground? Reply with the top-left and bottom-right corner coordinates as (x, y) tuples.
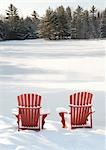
(0, 39), (105, 150)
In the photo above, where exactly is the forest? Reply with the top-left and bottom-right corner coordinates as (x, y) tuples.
(0, 4), (106, 40)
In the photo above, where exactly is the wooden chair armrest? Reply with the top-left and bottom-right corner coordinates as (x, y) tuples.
(69, 104), (92, 108)
(17, 106), (41, 109)
(40, 112), (50, 116)
(88, 110), (95, 115)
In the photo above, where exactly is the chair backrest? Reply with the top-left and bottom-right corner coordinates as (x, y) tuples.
(70, 92), (93, 106)
(17, 93), (41, 127)
(70, 92), (93, 125)
(17, 93), (41, 107)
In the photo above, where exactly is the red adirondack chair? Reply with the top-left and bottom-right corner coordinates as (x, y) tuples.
(58, 92), (95, 129)
(15, 93), (49, 131)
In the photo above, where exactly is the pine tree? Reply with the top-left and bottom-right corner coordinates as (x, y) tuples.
(81, 10), (90, 39)
(0, 16), (10, 40)
(39, 7), (57, 39)
(31, 10), (40, 38)
(100, 8), (106, 38)
(66, 6), (72, 38)
(15, 17), (29, 40)
(96, 11), (101, 38)
(73, 5), (83, 39)
(89, 5), (98, 38)
(0, 20), (4, 40)
(56, 5), (70, 39)
(5, 4), (20, 39)
(66, 6), (72, 21)
(24, 17), (36, 39)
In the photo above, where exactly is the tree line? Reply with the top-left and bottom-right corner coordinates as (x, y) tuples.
(0, 4), (106, 40)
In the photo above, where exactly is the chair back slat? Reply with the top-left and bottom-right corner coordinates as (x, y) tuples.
(70, 92), (93, 126)
(32, 94), (34, 107)
(35, 95), (38, 107)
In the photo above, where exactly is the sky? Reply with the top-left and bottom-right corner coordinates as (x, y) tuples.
(0, 0), (106, 17)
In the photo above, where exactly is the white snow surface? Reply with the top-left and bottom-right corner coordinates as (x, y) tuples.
(0, 39), (105, 150)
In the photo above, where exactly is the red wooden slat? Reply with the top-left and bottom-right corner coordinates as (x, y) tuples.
(36, 95), (38, 106)
(85, 92), (89, 124)
(81, 92), (85, 124)
(84, 92), (89, 123)
(30, 94), (32, 126)
(39, 96), (41, 106)
(33, 108), (36, 126)
(17, 96), (20, 106)
(70, 95), (72, 104)
(86, 93), (91, 122)
(70, 95), (72, 127)
(28, 94), (31, 126)
(35, 95), (38, 106)
(27, 94), (30, 126)
(82, 92), (86, 124)
(83, 92), (86, 124)
(79, 92), (83, 124)
(37, 95), (39, 106)
(77, 93), (81, 125)
(76, 93), (79, 125)
(88, 93), (93, 125)
(83, 92), (87, 124)
(23, 94), (26, 106)
(34, 108), (37, 126)
(28, 94), (30, 107)
(32, 108), (34, 127)
(71, 94), (74, 125)
(21, 95), (24, 106)
(32, 94), (34, 126)
(26, 94), (29, 126)
(36, 108), (40, 126)
(20, 95), (25, 125)
(32, 94), (34, 107)
(24, 94), (27, 126)
(74, 93), (77, 126)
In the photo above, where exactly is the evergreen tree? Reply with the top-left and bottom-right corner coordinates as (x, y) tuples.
(73, 5), (83, 39)
(39, 7), (57, 39)
(0, 20), (4, 40)
(24, 17), (36, 39)
(0, 16), (10, 40)
(89, 5), (98, 38)
(16, 17), (29, 40)
(6, 4), (20, 39)
(96, 11), (101, 38)
(66, 6), (72, 37)
(66, 6), (72, 20)
(81, 10), (90, 39)
(31, 10), (40, 38)
(55, 5), (70, 39)
(100, 8), (106, 38)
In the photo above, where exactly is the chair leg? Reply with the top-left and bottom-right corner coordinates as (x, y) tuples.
(59, 112), (67, 128)
(90, 114), (92, 128)
(41, 114), (48, 129)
